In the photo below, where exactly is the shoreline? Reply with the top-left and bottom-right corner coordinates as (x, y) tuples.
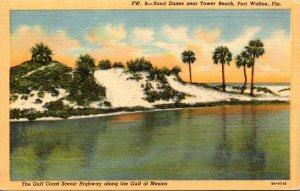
(10, 108), (183, 122)
(10, 100), (289, 122)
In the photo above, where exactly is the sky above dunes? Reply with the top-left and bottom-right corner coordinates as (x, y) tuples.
(11, 10), (291, 83)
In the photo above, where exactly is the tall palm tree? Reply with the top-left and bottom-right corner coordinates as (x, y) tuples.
(30, 43), (53, 64)
(245, 39), (265, 96)
(212, 46), (232, 92)
(181, 50), (196, 83)
(236, 50), (252, 94)
(75, 54), (96, 77)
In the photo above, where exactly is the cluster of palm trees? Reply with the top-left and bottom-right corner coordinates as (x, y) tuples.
(181, 39), (265, 97)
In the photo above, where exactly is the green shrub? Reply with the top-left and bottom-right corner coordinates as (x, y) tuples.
(49, 87), (59, 97)
(98, 59), (112, 70)
(25, 109), (39, 121)
(10, 61), (72, 95)
(147, 67), (168, 83)
(174, 92), (185, 102)
(68, 74), (106, 106)
(255, 87), (275, 95)
(104, 101), (112, 107)
(161, 67), (171, 75)
(145, 91), (161, 102)
(21, 95), (28, 100)
(159, 85), (174, 101)
(127, 73), (143, 81)
(112, 62), (125, 68)
(10, 94), (19, 102)
(34, 98), (43, 104)
(170, 66), (181, 76)
(278, 88), (290, 92)
(127, 58), (153, 72)
(10, 109), (21, 119)
(44, 100), (65, 111)
(37, 91), (45, 98)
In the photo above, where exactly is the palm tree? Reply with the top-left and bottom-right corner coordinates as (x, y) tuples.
(30, 43), (53, 64)
(75, 54), (96, 77)
(236, 50), (252, 94)
(181, 50), (196, 83)
(245, 39), (265, 96)
(212, 46), (232, 92)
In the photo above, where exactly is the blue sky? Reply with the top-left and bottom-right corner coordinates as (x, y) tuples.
(11, 10), (290, 46)
(10, 10), (291, 82)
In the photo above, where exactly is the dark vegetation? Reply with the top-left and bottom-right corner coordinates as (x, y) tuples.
(127, 58), (153, 72)
(10, 99), (289, 121)
(154, 100), (289, 110)
(98, 59), (112, 70)
(112, 62), (125, 68)
(10, 61), (72, 95)
(278, 88), (290, 92)
(11, 53), (107, 107)
(67, 54), (106, 106)
(125, 58), (186, 103)
(10, 42), (287, 121)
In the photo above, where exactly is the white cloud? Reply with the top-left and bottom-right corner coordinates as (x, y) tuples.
(196, 64), (210, 72)
(132, 28), (154, 44)
(12, 25), (81, 56)
(256, 61), (279, 72)
(221, 27), (261, 54)
(162, 25), (189, 43)
(87, 24), (127, 47)
(154, 41), (182, 56)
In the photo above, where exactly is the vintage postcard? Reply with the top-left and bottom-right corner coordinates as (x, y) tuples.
(0, 0), (300, 190)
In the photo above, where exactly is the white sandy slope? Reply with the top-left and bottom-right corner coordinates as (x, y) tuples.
(11, 89), (68, 111)
(10, 68), (290, 121)
(11, 68), (290, 113)
(95, 68), (168, 108)
(94, 69), (289, 109)
(166, 76), (290, 103)
(94, 68), (152, 108)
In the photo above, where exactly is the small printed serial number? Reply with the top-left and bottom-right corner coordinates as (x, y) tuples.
(271, 182), (287, 185)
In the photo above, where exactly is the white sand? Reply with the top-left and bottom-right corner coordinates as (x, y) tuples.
(94, 68), (173, 108)
(94, 68), (152, 108)
(11, 89), (68, 111)
(166, 76), (290, 103)
(166, 76), (249, 103)
(10, 69), (290, 121)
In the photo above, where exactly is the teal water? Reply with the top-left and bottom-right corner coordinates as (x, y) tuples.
(10, 104), (290, 180)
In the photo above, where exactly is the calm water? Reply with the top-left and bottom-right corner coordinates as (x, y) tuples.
(10, 105), (290, 180)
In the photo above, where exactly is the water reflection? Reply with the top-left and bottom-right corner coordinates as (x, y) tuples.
(248, 105), (266, 178)
(10, 105), (289, 180)
(136, 110), (182, 153)
(11, 118), (111, 179)
(215, 106), (231, 169)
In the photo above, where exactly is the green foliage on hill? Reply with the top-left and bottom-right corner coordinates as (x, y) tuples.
(127, 58), (153, 72)
(67, 74), (106, 106)
(143, 67), (186, 103)
(98, 59), (112, 70)
(67, 54), (107, 106)
(30, 43), (53, 64)
(10, 54), (107, 109)
(112, 62), (125, 68)
(10, 61), (72, 95)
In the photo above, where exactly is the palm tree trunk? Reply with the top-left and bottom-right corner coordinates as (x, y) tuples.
(188, 62), (192, 83)
(222, 63), (226, 92)
(241, 65), (247, 94)
(250, 56), (256, 96)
